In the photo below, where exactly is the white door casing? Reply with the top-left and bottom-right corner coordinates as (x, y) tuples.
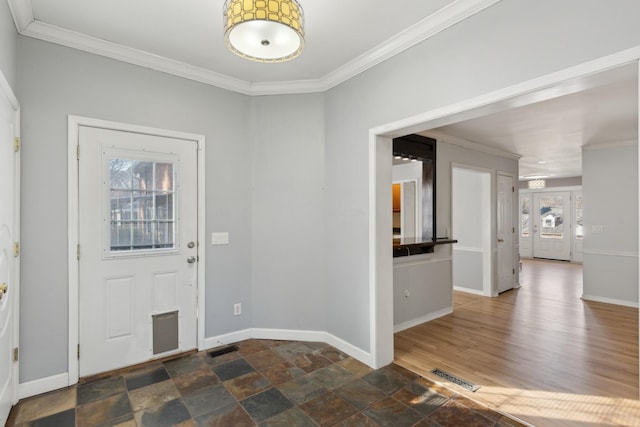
(497, 174), (515, 293)
(71, 119), (205, 379)
(532, 192), (571, 261)
(0, 79), (19, 424)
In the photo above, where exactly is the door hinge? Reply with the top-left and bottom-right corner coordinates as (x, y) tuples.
(13, 242), (19, 257)
(512, 227), (515, 233)
(77, 344), (80, 359)
(77, 244), (80, 261)
(512, 268), (515, 275)
(512, 186), (515, 192)
(76, 145), (80, 160)
(14, 137), (20, 152)
(13, 347), (18, 362)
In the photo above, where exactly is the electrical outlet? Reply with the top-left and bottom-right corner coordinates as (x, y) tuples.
(234, 303), (241, 316)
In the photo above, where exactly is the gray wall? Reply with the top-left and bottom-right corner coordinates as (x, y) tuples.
(0, 0), (17, 91)
(16, 37), (252, 382)
(12, 0), (640, 384)
(583, 144), (638, 304)
(250, 94), (326, 331)
(324, 0), (640, 352)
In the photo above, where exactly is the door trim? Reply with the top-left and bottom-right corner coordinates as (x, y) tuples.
(0, 69), (20, 413)
(67, 116), (206, 384)
(496, 172), (516, 294)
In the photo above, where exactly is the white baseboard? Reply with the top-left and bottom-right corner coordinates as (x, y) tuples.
(18, 373), (69, 399)
(203, 329), (252, 350)
(581, 294), (639, 308)
(251, 328), (326, 343)
(453, 286), (486, 296)
(20, 328), (374, 400)
(393, 307), (453, 333)
(204, 328), (374, 368)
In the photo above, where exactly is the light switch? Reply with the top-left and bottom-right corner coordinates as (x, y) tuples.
(212, 232), (230, 245)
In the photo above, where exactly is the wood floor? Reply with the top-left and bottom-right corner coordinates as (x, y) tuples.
(394, 259), (640, 427)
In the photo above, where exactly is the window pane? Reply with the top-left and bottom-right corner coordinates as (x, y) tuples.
(539, 195), (564, 239)
(520, 197), (529, 238)
(575, 193), (583, 239)
(109, 158), (176, 252)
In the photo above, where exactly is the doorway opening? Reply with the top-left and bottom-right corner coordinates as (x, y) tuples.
(369, 52), (640, 383)
(452, 166), (491, 297)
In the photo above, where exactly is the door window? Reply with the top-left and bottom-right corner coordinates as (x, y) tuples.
(575, 193), (583, 240)
(539, 195), (564, 239)
(108, 158), (176, 253)
(520, 196), (530, 238)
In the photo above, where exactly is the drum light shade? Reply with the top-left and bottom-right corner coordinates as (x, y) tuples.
(224, 0), (304, 62)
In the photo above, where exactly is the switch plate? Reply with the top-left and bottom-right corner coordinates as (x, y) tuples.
(234, 303), (241, 316)
(212, 232), (229, 245)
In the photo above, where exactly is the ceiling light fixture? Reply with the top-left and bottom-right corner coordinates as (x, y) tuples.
(223, 0), (304, 63)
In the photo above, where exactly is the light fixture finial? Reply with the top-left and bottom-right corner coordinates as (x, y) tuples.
(223, 0), (305, 63)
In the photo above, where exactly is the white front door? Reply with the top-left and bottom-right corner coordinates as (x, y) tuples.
(78, 126), (198, 377)
(532, 192), (571, 261)
(497, 174), (515, 293)
(0, 89), (17, 423)
(519, 195), (533, 258)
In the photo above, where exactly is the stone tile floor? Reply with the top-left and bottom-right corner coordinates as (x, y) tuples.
(6, 339), (528, 426)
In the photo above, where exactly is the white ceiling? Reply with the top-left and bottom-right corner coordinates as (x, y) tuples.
(8, 0), (638, 180)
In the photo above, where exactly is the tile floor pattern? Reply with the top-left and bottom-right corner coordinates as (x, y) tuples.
(6, 340), (527, 427)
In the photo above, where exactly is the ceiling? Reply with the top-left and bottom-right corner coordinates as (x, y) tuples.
(8, 0), (638, 180)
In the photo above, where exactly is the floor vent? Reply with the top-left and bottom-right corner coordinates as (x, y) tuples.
(208, 344), (239, 358)
(431, 368), (480, 392)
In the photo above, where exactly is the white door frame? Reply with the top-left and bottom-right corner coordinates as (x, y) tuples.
(496, 172), (516, 294)
(368, 48), (640, 370)
(0, 70), (20, 413)
(67, 116), (206, 384)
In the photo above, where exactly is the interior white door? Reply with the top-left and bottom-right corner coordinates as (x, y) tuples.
(78, 126), (198, 377)
(532, 192), (571, 261)
(497, 174), (515, 293)
(0, 90), (17, 423)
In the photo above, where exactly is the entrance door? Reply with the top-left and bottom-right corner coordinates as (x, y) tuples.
(78, 126), (198, 377)
(532, 192), (571, 261)
(497, 174), (515, 293)
(0, 87), (17, 424)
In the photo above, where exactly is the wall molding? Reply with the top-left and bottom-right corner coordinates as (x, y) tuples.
(581, 294), (639, 308)
(453, 286), (485, 296)
(393, 256), (452, 269)
(205, 328), (373, 367)
(583, 249), (639, 258)
(453, 245), (483, 253)
(582, 139), (637, 151)
(393, 307), (453, 333)
(18, 373), (68, 400)
(6, 0), (501, 96)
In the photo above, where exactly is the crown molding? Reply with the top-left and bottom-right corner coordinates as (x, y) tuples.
(319, 0), (502, 92)
(7, 0), (33, 33)
(7, 0), (502, 96)
(582, 140), (638, 151)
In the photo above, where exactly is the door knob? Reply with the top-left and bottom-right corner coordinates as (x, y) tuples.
(187, 241), (195, 249)
(497, 238), (504, 243)
(187, 256), (196, 264)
